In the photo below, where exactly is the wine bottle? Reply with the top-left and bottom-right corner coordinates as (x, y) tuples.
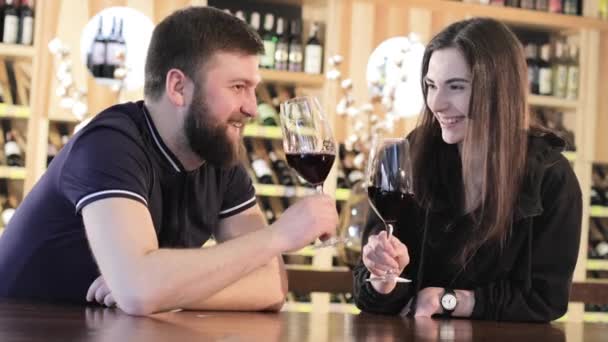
(525, 43), (540, 95)
(2, 120), (22, 167)
(304, 22), (323, 74)
(0, 180), (15, 226)
(244, 139), (273, 184)
(2, 0), (18, 44)
(260, 13), (277, 69)
(548, 0), (562, 13)
(520, 0), (535, 9)
(288, 20), (303, 72)
(249, 11), (261, 34)
(505, 0), (520, 7)
(259, 197), (276, 224)
(562, 0), (578, 15)
(103, 17), (118, 78)
(263, 140), (294, 186)
(90, 16), (107, 78)
(535, 0), (549, 11)
(538, 44), (553, 96)
(551, 41), (568, 98)
(274, 17), (289, 71)
(18, 0), (34, 45)
(566, 44), (579, 100)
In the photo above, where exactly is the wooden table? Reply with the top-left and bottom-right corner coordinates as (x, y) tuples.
(1, 299), (607, 341)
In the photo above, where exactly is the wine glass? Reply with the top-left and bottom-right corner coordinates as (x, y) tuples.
(365, 135), (413, 283)
(279, 96), (348, 248)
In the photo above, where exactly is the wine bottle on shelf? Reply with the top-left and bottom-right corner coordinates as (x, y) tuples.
(18, 0), (34, 45)
(304, 22), (323, 74)
(520, 0), (535, 10)
(104, 17), (126, 79)
(249, 11), (261, 34)
(566, 44), (579, 100)
(288, 20), (303, 72)
(263, 140), (294, 186)
(562, 0), (579, 15)
(274, 17), (289, 71)
(257, 99), (279, 126)
(551, 41), (568, 99)
(102, 17), (118, 78)
(548, 0), (562, 13)
(0, 179), (15, 226)
(258, 197), (276, 224)
(244, 139), (273, 184)
(90, 16), (107, 78)
(538, 44), (553, 96)
(2, 0), (18, 44)
(525, 43), (540, 95)
(2, 120), (22, 167)
(535, 0), (549, 11)
(260, 13), (277, 69)
(504, 0), (520, 8)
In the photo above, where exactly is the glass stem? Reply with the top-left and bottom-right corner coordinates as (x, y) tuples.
(315, 184), (324, 194)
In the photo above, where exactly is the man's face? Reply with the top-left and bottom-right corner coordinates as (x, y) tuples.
(184, 51), (260, 168)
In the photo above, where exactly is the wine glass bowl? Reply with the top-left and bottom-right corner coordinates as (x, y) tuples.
(279, 96), (336, 191)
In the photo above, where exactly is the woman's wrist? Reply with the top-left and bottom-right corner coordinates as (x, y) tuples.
(454, 289), (475, 317)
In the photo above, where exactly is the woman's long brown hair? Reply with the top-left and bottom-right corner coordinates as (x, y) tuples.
(411, 18), (529, 263)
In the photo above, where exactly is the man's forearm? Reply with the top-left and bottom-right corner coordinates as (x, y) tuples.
(182, 256), (287, 312)
(105, 227), (285, 315)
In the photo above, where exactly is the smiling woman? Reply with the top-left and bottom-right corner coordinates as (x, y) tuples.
(353, 17), (583, 322)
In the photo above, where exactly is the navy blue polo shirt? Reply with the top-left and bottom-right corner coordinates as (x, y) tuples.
(0, 101), (256, 303)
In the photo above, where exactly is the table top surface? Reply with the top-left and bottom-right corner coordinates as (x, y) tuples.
(1, 299), (607, 341)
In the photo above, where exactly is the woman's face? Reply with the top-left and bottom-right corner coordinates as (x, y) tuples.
(424, 47), (472, 145)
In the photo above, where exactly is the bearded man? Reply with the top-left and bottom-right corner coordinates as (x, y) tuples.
(0, 7), (338, 315)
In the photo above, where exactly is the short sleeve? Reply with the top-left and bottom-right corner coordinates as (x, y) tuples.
(218, 163), (256, 219)
(59, 126), (150, 214)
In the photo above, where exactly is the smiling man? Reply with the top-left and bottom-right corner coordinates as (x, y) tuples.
(0, 7), (338, 315)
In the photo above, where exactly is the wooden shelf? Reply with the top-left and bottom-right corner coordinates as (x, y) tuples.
(336, 188), (351, 201)
(0, 104), (29, 119)
(528, 95), (580, 110)
(260, 69), (325, 87)
(375, 0), (608, 31)
(587, 259), (608, 271)
(0, 43), (35, 59)
(0, 166), (26, 180)
(47, 112), (81, 123)
(590, 206), (608, 218)
(244, 124), (282, 139)
(583, 312), (608, 323)
(254, 183), (314, 197)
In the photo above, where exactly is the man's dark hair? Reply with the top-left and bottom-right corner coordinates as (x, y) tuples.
(144, 6), (264, 100)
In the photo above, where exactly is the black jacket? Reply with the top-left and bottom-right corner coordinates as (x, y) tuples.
(353, 133), (583, 322)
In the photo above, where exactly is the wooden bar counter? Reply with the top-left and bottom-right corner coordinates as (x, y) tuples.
(0, 299), (607, 341)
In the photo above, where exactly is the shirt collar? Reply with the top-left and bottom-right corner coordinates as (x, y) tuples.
(141, 103), (185, 173)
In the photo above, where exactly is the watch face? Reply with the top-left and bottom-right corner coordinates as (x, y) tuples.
(441, 293), (457, 311)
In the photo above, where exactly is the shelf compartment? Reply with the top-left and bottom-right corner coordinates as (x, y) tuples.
(0, 166), (26, 179)
(0, 43), (35, 59)
(260, 69), (325, 88)
(590, 206), (608, 218)
(528, 95), (580, 110)
(0, 104), (29, 119)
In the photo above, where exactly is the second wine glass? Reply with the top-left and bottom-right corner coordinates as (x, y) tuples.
(279, 96), (348, 248)
(365, 135), (413, 283)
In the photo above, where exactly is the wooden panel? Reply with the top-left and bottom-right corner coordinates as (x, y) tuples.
(24, 0), (61, 192)
(594, 32), (608, 163)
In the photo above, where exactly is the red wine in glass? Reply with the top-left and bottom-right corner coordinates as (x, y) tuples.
(367, 187), (415, 224)
(285, 152), (335, 186)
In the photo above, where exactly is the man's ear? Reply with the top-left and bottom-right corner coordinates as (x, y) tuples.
(165, 69), (190, 107)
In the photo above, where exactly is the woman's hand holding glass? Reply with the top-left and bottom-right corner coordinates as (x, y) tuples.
(362, 230), (410, 293)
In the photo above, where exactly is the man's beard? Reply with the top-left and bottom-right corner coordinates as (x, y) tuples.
(183, 91), (244, 169)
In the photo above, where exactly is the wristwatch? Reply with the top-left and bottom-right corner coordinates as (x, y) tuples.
(440, 288), (458, 316)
